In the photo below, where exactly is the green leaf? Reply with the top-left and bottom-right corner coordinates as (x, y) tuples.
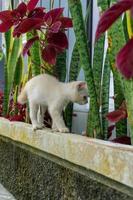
(13, 55), (24, 87)
(68, 0), (102, 138)
(55, 51), (66, 82)
(27, 31), (41, 76)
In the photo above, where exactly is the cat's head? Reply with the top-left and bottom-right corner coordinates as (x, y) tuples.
(70, 81), (88, 105)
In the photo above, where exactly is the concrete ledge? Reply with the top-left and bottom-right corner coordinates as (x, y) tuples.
(0, 117), (133, 189)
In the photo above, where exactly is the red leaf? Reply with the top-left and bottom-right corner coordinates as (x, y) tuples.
(48, 32), (68, 50)
(42, 45), (57, 65)
(111, 136), (131, 145)
(0, 21), (13, 32)
(45, 15), (52, 26)
(96, 0), (133, 40)
(16, 2), (27, 17)
(0, 89), (3, 96)
(27, 0), (39, 11)
(50, 21), (62, 33)
(28, 7), (45, 18)
(9, 115), (24, 122)
(116, 38), (133, 79)
(0, 10), (13, 32)
(13, 18), (43, 37)
(0, 10), (12, 20)
(44, 8), (64, 24)
(11, 10), (21, 23)
(60, 17), (73, 28)
(23, 36), (39, 56)
(106, 109), (127, 123)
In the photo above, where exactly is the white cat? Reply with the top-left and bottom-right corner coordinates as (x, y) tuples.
(18, 74), (88, 132)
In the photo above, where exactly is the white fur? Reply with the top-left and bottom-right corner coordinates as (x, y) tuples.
(18, 74), (88, 132)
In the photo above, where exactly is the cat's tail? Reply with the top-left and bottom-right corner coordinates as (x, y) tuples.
(17, 88), (27, 104)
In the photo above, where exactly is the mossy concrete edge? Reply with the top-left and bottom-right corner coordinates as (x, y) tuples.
(0, 117), (133, 189)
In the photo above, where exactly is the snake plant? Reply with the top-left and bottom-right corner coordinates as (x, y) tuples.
(68, 0), (102, 138)
(108, 8), (127, 136)
(3, 27), (22, 115)
(27, 31), (41, 76)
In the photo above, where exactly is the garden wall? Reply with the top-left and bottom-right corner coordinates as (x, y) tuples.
(0, 117), (133, 200)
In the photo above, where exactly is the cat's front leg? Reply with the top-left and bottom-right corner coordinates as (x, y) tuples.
(52, 122), (58, 132)
(29, 101), (43, 131)
(49, 106), (69, 133)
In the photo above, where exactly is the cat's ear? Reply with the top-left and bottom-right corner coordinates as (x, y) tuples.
(77, 82), (87, 90)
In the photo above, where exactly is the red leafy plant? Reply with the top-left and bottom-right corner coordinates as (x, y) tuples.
(96, 0), (133, 79)
(0, 0), (73, 65)
(96, 0), (133, 144)
(106, 101), (127, 123)
(106, 101), (131, 145)
(0, 90), (26, 122)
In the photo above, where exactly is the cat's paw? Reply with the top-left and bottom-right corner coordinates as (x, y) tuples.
(52, 127), (59, 132)
(59, 127), (69, 133)
(39, 124), (45, 129)
(32, 124), (45, 131)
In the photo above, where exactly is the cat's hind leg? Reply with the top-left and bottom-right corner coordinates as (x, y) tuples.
(29, 101), (43, 131)
(37, 105), (47, 128)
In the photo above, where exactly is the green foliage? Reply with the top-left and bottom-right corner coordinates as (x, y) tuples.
(93, 35), (105, 106)
(3, 28), (21, 115)
(69, 42), (80, 82)
(123, 14), (129, 42)
(0, 48), (4, 61)
(13, 55), (24, 87)
(55, 51), (66, 82)
(108, 17), (127, 136)
(98, 0), (110, 10)
(101, 53), (110, 139)
(27, 31), (41, 76)
(124, 80), (133, 144)
(65, 42), (80, 130)
(7, 38), (22, 94)
(5, 29), (12, 61)
(68, 0), (102, 138)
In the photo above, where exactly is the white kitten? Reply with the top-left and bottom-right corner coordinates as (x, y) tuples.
(18, 74), (88, 132)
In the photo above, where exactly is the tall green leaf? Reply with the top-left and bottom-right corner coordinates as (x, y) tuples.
(65, 42), (80, 130)
(13, 55), (24, 87)
(3, 29), (13, 115)
(27, 31), (41, 76)
(124, 80), (133, 144)
(68, 0), (102, 138)
(93, 35), (105, 106)
(65, 1), (91, 131)
(7, 37), (21, 94)
(55, 51), (66, 82)
(101, 53), (110, 139)
(108, 17), (127, 136)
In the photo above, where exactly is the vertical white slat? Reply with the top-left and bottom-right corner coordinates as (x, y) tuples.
(53, 0), (59, 8)
(41, 0), (50, 11)
(60, 0), (70, 81)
